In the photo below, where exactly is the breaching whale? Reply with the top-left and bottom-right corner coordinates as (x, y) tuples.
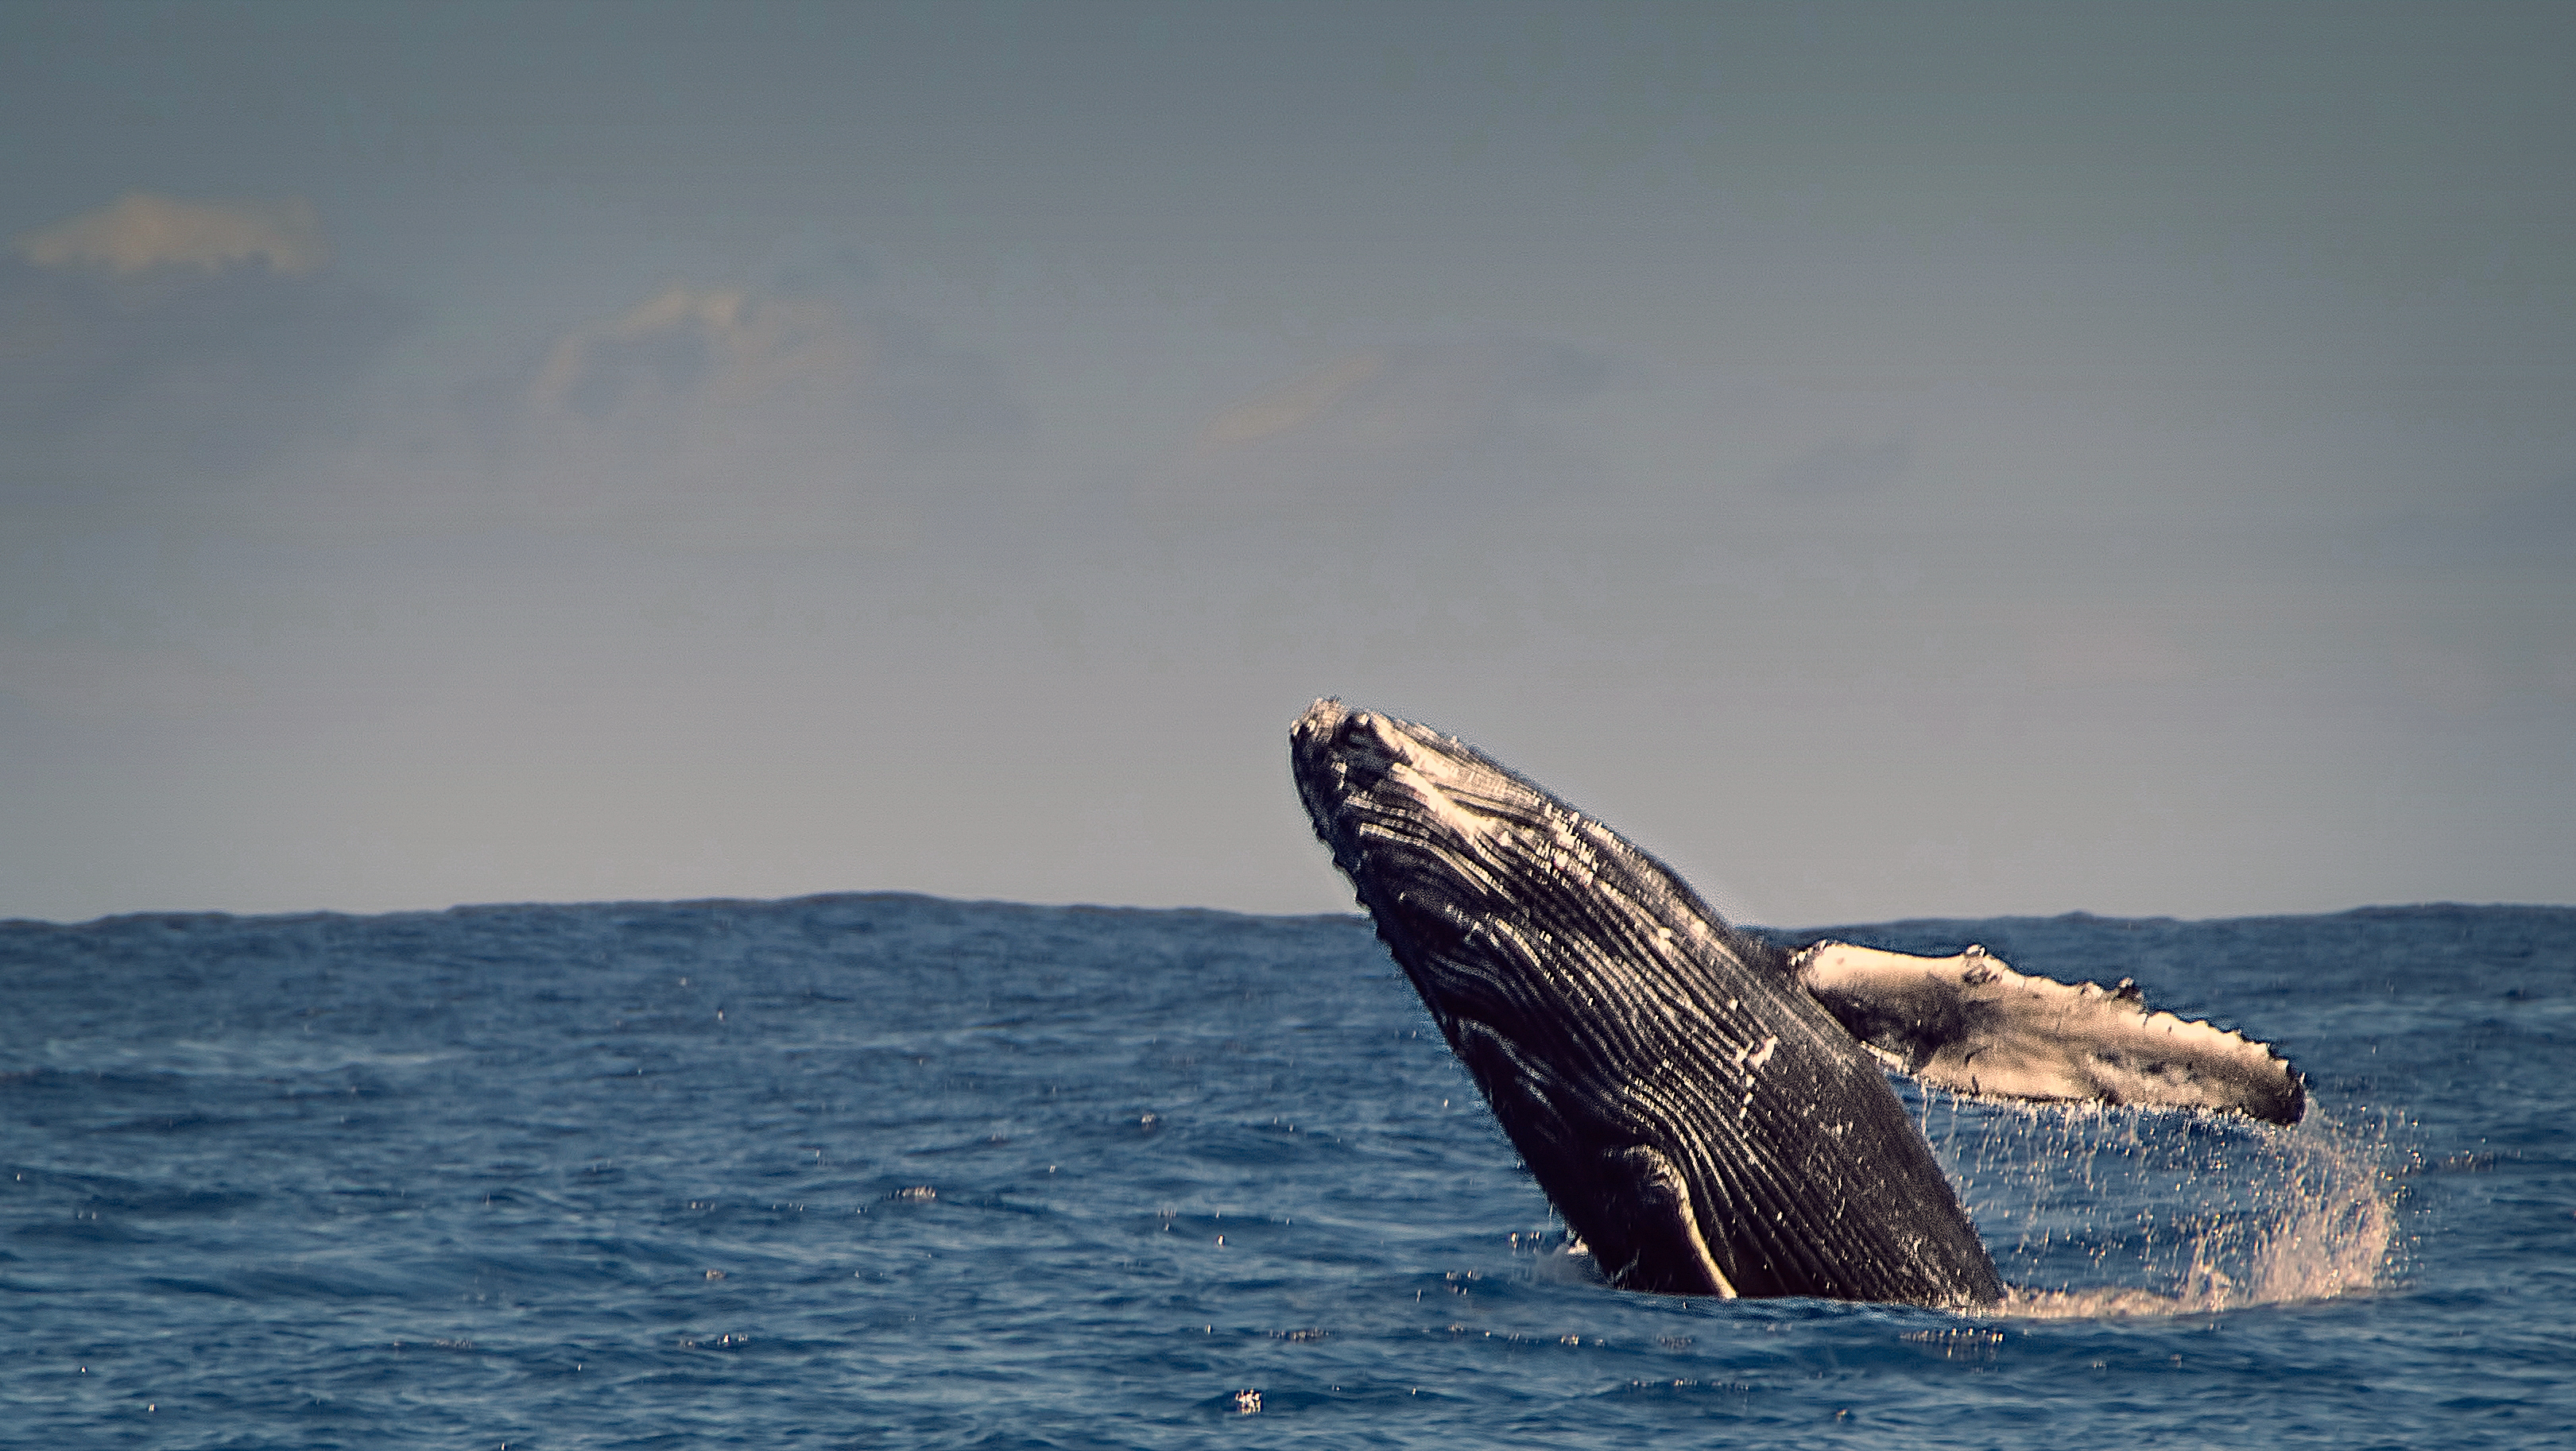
(1290, 699), (2303, 1308)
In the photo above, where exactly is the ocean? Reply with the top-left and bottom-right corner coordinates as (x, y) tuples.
(3, 895), (2569, 1448)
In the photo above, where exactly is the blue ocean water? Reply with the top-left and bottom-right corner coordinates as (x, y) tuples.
(2, 895), (2569, 1448)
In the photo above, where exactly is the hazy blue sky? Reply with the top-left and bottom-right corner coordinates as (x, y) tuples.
(5, 2), (2570, 926)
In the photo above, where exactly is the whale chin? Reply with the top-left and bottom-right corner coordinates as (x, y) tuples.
(1289, 698), (2304, 1307)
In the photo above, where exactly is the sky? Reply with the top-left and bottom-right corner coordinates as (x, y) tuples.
(3, 2), (2570, 927)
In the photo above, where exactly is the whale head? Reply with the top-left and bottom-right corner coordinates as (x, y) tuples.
(1292, 696), (1761, 1016)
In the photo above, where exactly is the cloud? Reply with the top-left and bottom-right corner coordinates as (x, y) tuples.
(16, 192), (329, 276)
(1, 195), (403, 485)
(1766, 428), (1916, 497)
(1142, 339), (1613, 520)
(447, 283), (1025, 546)
(515, 284), (1019, 450)
(1196, 352), (1389, 447)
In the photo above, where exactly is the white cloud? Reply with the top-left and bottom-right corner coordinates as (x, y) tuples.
(1, 195), (402, 482)
(434, 281), (1025, 548)
(1766, 428), (1915, 497)
(16, 192), (329, 276)
(1142, 339), (1613, 522)
(1195, 351), (1388, 447)
(528, 285), (852, 420)
(514, 282), (1018, 444)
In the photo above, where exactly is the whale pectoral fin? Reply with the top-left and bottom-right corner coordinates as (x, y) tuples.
(1592, 1144), (1737, 1298)
(1792, 941), (2307, 1125)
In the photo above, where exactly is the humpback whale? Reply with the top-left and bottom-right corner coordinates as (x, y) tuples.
(1290, 700), (2303, 1309)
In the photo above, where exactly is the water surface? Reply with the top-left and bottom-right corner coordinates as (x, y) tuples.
(4, 897), (2567, 1447)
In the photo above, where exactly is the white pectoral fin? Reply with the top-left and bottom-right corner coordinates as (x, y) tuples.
(1791, 941), (2307, 1125)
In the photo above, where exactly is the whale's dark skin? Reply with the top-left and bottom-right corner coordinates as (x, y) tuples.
(1292, 699), (2005, 1306)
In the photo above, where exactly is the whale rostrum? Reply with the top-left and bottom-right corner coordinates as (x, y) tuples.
(1289, 698), (2304, 1308)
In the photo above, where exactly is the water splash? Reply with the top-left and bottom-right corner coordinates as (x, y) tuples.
(1912, 1086), (2399, 1318)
